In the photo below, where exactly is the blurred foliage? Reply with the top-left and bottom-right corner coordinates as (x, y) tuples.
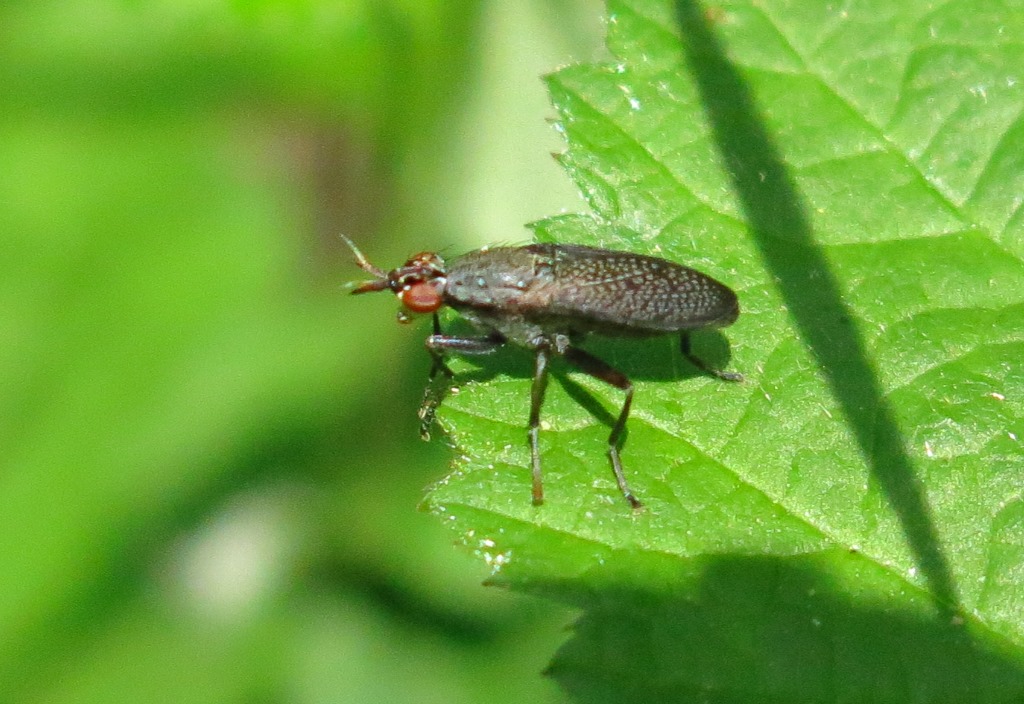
(0, 0), (604, 702)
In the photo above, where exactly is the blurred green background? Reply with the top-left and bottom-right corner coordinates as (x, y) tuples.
(0, 1), (604, 701)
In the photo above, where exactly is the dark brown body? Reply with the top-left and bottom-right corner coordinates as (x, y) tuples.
(344, 238), (742, 508)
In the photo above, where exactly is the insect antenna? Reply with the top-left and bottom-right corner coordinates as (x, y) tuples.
(340, 234), (389, 294)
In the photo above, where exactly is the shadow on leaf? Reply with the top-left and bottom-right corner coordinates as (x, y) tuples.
(540, 552), (1024, 704)
(672, 0), (958, 614)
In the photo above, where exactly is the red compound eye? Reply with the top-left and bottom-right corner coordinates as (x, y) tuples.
(399, 281), (443, 313)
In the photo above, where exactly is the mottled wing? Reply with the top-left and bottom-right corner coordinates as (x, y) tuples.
(525, 244), (738, 333)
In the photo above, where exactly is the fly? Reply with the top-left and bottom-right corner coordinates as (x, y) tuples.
(343, 236), (742, 508)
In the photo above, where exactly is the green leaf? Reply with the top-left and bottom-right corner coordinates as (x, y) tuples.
(424, 0), (1024, 700)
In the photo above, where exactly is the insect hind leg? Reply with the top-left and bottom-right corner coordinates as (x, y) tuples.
(563, 346), (641, 509)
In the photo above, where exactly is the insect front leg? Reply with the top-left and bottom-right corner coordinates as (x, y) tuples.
(425, 313), (455, 382)
(419, 317), (504, 439)
(680, 332), (744, 382)
(563, 347), (641, 509)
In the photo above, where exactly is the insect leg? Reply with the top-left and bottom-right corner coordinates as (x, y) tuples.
(680, 332), (744, 382)
(528, 347), (550, 506)
(419, 322), (504, 439)
(563, 347), (641, 509)
(426, 314), (455, 381)
(419, 314), (455, 439)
